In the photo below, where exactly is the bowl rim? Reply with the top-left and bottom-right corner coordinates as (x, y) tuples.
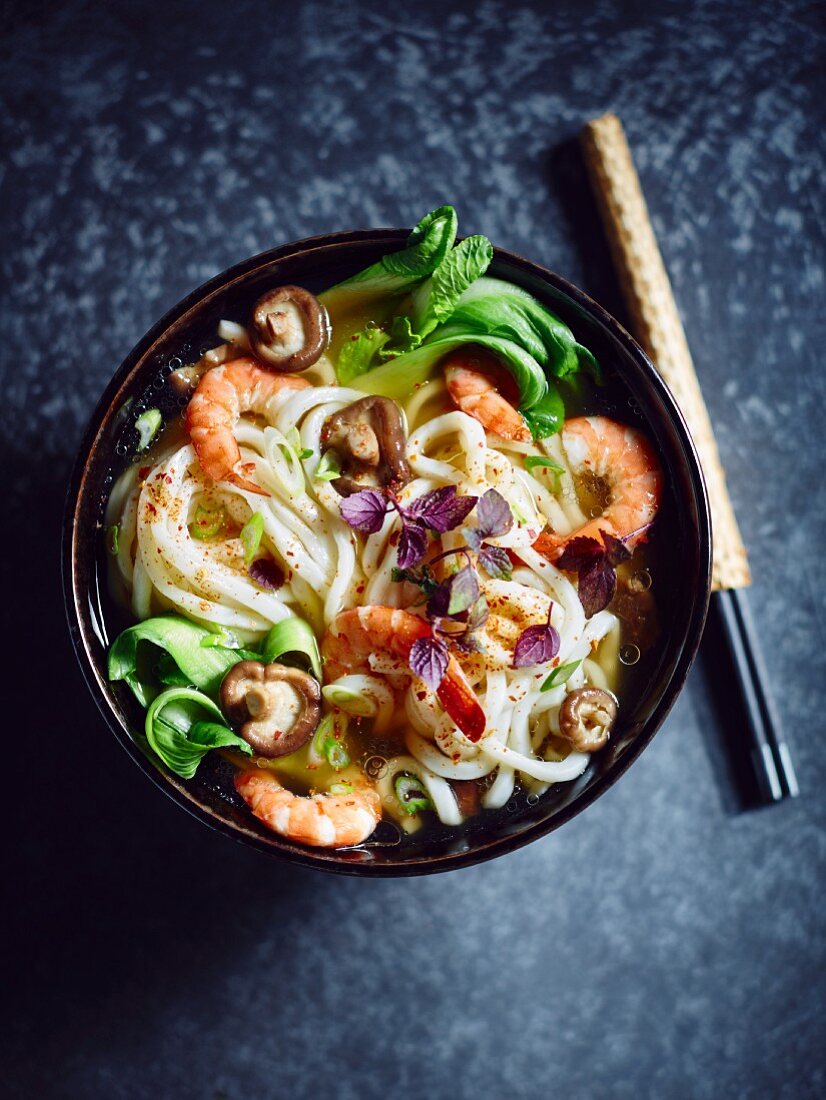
(62, 227), (712, 876)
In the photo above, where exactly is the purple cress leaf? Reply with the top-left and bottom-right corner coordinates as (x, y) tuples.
(555, 536), (604, 573)
(602, 532), (632, 567)
(513, 603), (561, 668)
(397, 519), (429, 569)
(475, 489), (513, 539)
(339, 489), (388, 534)
(409, 635), (450, 691)
(249, 557), (285, 590)
(405, 486), (478, 533)
(577, 560), (617, 618)
(478, 544), (513, 580)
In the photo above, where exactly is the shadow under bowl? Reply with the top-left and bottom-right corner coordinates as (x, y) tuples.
(62, 229), (712, 876)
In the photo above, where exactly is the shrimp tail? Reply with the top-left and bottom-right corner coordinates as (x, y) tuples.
(226, 471), (269, 496)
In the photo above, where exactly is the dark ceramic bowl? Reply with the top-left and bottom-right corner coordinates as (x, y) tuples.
(63, 229), (711, 876)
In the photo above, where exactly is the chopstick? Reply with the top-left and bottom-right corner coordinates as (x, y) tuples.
(579, 113), (798, 803)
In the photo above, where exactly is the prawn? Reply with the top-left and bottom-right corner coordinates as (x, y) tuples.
(533, 416), (662, 561)
(323, 606), (487, 742)
(235, 769), (381, 848)
(444, 349), (532, 442)
(185, 357), (310, 495)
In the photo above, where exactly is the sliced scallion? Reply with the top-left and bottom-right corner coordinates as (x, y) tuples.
(324, 739), (350, 771)
(106, 523), (120, 555)
(314, 451), (341, 481)
(135, 408), (162, 451)
(240, 512), (265, 564)
(329, 782), (354, 796)
(285, 426), (313, 461)
(394, 772), (432, 814)
(189, 504), (226, 540)
(321, 684), (376, 717)
(524, 455), (564, 473)
(540, 659), (581, 692)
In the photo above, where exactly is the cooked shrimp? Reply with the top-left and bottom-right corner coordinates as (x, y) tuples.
(235, 769), (381, 848)
(534, 416), (663, 560)
(323, 606), (487, 742)
(444, 349), (532, 442)
(185, 357), (310, 495)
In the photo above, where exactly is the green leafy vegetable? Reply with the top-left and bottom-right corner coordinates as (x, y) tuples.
(411, 234), (493, 338)
(314, 451), (341, 481)
(144, 687), (251, 778)
(261, 616), (322, 680)
(240, 512), (265, 564)
(522, 386), (565, 439)
(540, 660), (582, 692)
(320, 206), (458, 310)
(135, 408), (162, 451)
(347, 268), (599, 438)
(108, 614), (249, 707)
(189, 504), (227, 540)
(336, 325), (391, 383)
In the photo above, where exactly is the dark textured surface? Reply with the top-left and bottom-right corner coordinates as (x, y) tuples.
(3, 1), (825, 1097)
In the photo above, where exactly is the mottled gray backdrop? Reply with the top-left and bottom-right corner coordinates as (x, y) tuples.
(3, 1), (825, 1097)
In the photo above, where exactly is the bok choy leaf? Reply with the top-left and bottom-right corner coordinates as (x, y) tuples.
(351, 276), (597, 438)
(261, 616), (322, 680)
(144, 687), (251, 779)
(410, 234), (493, 338)
(320, 205), (458, 311)
(108, 615), (253, 707)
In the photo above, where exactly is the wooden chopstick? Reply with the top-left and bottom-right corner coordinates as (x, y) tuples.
(579, 113), (798, 803)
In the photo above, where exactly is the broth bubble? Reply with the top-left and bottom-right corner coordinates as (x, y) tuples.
(526, 792), (540, 806)
(620, 644), (641, 666)
(506, 799), (518, 813)
(632, 569), (652, 591)
(363, 755), (387, 780)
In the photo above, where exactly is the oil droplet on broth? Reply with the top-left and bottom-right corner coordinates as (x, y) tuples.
(632, 569), (652, 591)
(620, 644), (641, 666)
(363, 755), (387, 780)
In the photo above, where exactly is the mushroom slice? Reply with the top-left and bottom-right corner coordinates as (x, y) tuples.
(558, 686), (618, 752)
(320, 395), (412, 496)
(250, 286), (330, 373)
(220, 660), (322, 758)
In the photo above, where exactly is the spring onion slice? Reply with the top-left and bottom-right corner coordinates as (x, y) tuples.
(106, 524), (120, 555)
(321, 684), (376, 717)
(240, 512), (265, 564)
(135, 408), (162, 451)
(314, 451), (341, 481)
(189, 504), (227, 540)
(261, 616), (322, 680)
(540, 660), (581, 692)
(394, 773), (433, 814)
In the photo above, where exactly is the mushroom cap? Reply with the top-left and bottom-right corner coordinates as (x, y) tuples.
(220, 660), (322, 758)
(250, 286), (330, 373)
(558, 686), (618, 752)
(320, 395), (412, 496)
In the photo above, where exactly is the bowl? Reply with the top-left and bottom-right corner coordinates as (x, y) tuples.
(62, 228), (712, 876)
